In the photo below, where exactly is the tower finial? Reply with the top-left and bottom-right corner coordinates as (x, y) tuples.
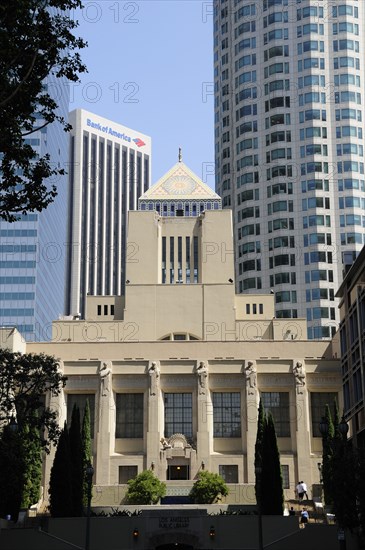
(178, 147), (182, 162)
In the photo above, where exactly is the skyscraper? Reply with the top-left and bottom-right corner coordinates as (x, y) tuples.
(64, 109), (151, 318)
(214, 0), (365, 338)
(0, 74), (70, 341)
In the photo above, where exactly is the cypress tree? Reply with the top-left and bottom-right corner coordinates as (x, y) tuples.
(49, 423), (73, 517)
(262, 413), (283, 515)
(69, 403), (83, 516)
(0, 425), (25, 521)
(20, 420), (42, 509)
(81, 399), (92, 508)
(254, 398), (266, 507)
(322, 404), (335, 505)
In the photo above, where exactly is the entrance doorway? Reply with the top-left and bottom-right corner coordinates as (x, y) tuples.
(167, 465), (189, 480)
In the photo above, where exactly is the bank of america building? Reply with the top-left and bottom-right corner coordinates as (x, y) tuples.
(64, 109), (151, 318)
(214, 0), (365, 339)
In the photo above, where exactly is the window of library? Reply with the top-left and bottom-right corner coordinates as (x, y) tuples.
(67, 394), (95, 438)
(219, 465), (239, 483)
(116, 393), (144, 438)
(261, 392), (290, 437)
(213, 392), (241, 437)
(119, 465), (138, 484)
(164, 393), (192, 439)
(310, 392), (338, 437)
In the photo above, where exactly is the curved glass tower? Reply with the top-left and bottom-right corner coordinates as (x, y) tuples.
(214, 0), (365, 338)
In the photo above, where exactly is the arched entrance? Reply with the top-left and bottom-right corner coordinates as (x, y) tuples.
(150, 532), (199, 550)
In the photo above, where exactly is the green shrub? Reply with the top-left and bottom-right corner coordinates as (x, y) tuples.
(189, 471), (228, 504)
(126, 470), (166, 505)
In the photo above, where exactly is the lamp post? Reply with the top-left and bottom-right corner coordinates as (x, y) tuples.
(85, 462), (94, 550)
(255, 466), (264, 550)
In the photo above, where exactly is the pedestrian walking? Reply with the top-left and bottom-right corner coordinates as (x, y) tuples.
(300, 481), (309, 500)
(296, 481), (304, 501)
(300, 507), (309, 527)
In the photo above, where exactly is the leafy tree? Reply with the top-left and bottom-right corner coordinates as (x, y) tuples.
(0, 349), (67, 451)
(126, 470), (166, 505)
(0, 425), (25, 521)
(20, 419), (42, 509)
(0, 0), (87, 221)
(69, 403), (83, 516)
(49, 423), (73, 517)
(81, 399), (92, 508)
(189, 471), (228, 504)
(321, 404), (335, 505)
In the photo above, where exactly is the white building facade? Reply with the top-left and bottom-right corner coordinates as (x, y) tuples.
(214, 0), (365, 339)
(65, 109), (151, 318)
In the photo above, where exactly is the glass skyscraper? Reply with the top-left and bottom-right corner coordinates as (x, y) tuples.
(214, 0), (365, 338)
(0, 74), (70, 341)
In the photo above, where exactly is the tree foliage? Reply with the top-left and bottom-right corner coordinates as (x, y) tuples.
(321, 404), (335, 505)
(321, 402), (361, 531)
(261, 413), (284, 515)
(81, 399), (92, 508)
(0, 425), (25, 521)
(126, 470), (166, 505)
(49, 423), (73, 517)
(69, 403), (83, 516)
(255, 400), (284, 515)
(189, 471), (228, 504)
(0, 0), (87, 221)
(0, 349), (67, 451)
(20, 419), (42, 509)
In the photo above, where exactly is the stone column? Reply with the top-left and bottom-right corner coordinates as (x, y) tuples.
(95, 361), (113, 485)
(196, 360), (212, 475)
(292, 359), (311, 486)
(146, 361), (163, 477)
(244, 360), (259, 483)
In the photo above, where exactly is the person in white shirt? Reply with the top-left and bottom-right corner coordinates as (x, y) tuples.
(300, 481), (309, 500)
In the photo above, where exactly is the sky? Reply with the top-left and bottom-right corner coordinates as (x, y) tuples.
(72, 0), (215, 188)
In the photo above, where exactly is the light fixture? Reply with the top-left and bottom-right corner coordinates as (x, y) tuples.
(151, 461), (155, 471)
(8, 416), (18, 433)
(201, 460), (205, 470)
(339, 415), (349, 436)
(133, 528), (139, 539)
(126, 280), (130, 284)
(228, 278), (233, 283)
(209, 526), (216, 539)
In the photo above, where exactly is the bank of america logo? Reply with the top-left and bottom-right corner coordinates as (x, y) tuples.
(133, 138), (145, 147)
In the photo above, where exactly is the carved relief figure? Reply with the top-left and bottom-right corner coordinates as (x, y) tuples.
(245, 361), (257, 395)
(196, 361), (208, 394)
(148, 361), (160, 396)
(293, 361), (306, 394)
(99, 361), (112, 396)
